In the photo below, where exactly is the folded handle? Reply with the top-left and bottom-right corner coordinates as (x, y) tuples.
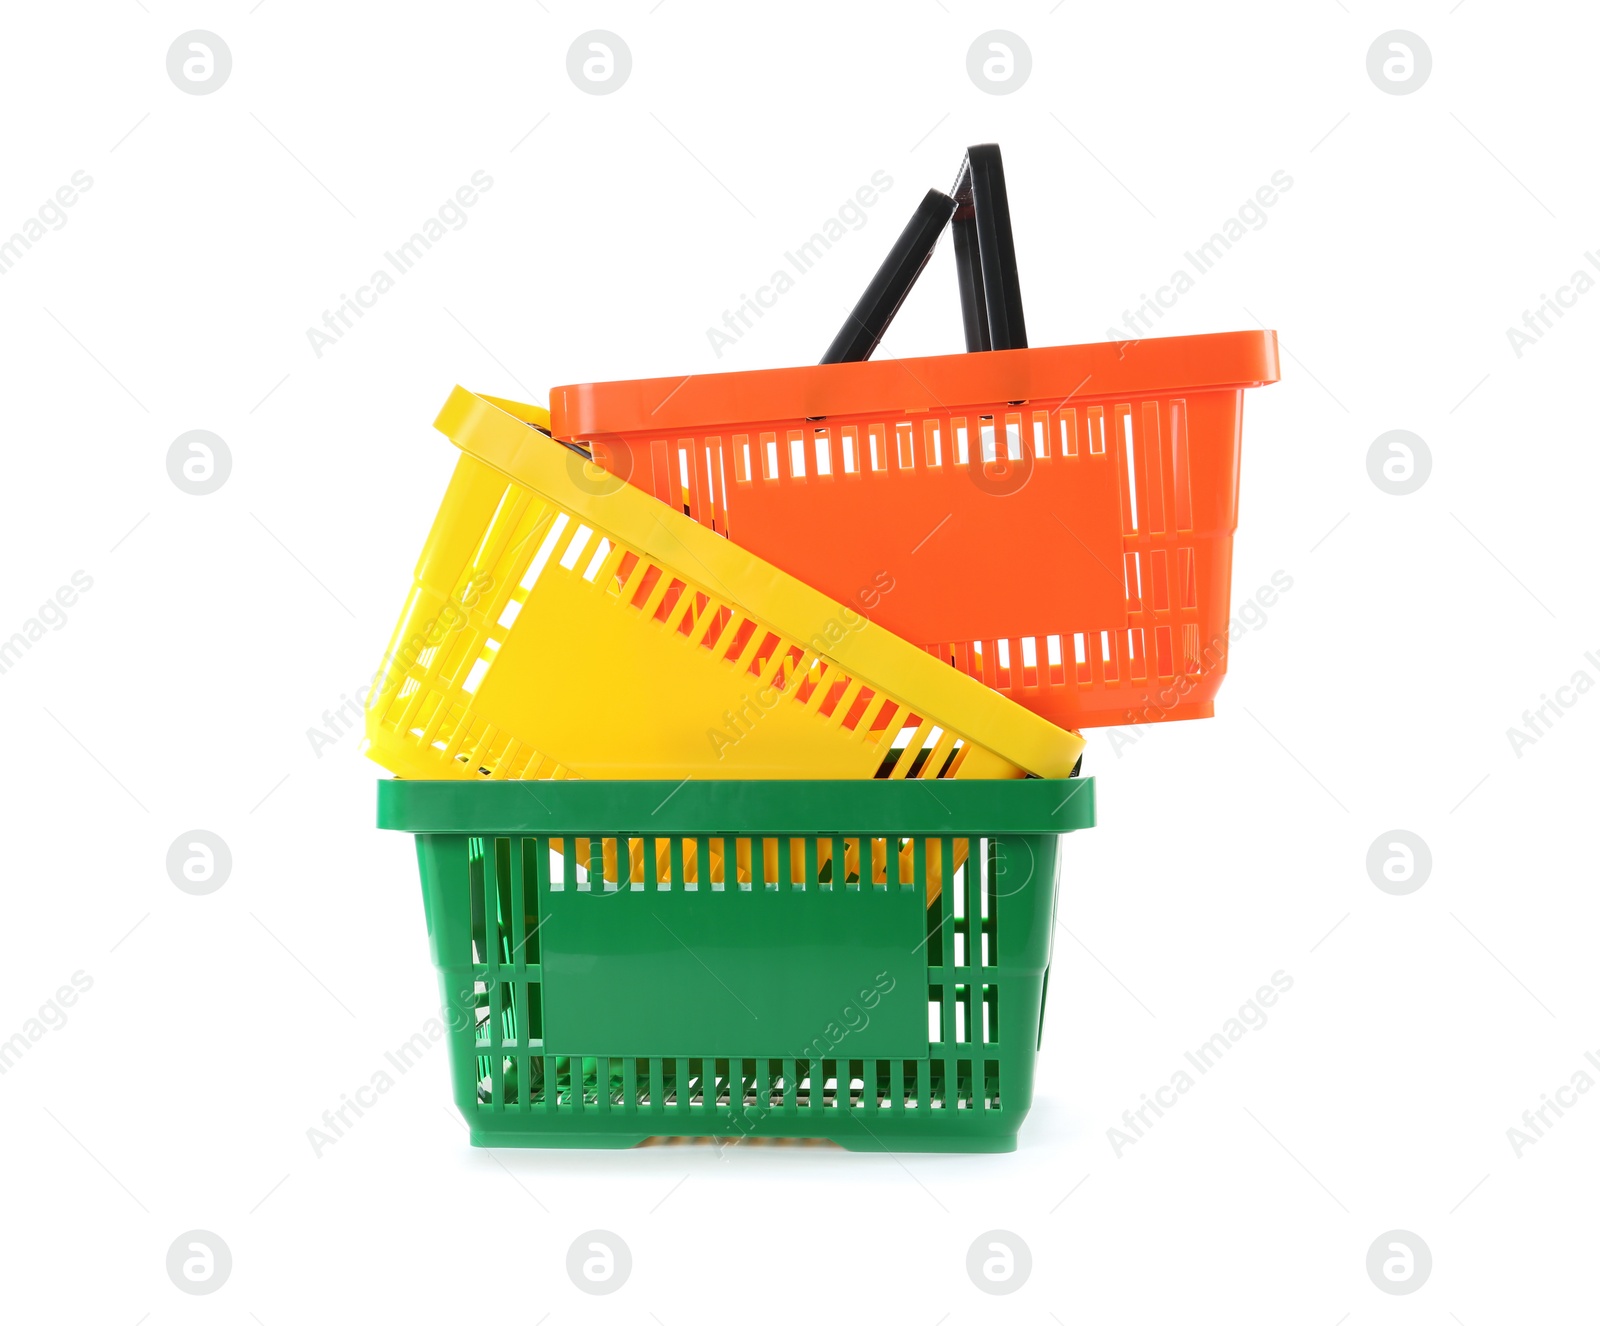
(951, 144), (1027, 352)
(820, 189), (956, 365)
(821, 144), (1027, 364)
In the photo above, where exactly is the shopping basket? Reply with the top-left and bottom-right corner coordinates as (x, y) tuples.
(551, 145), (1280, 729)
(378, 774), (1094, 1151)
(364, 389), (1085, 782)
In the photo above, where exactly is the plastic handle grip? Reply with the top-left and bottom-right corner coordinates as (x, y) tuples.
(820, 189), (957, 365)
(821, 144), (1027, 363)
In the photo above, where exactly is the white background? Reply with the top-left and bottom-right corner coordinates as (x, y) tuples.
(1, 1), (1595, 1320)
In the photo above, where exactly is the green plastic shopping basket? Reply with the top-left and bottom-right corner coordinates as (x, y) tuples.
(379, 776), (1094, 1152)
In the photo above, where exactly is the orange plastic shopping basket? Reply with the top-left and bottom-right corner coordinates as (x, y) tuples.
(551, 146), (1280, 730)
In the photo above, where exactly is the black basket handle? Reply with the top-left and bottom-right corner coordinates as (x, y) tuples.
(820, 144), (1027, 364)
(951, 144), (1027, 353)
(820, 188), (956, 365)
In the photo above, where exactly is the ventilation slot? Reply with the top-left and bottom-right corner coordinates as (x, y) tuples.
(1170, 399), (1193, 530)
(1121, 410), (1139, 533)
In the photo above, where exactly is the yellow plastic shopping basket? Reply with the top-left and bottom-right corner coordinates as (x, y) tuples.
(364, 388), (1085, 784)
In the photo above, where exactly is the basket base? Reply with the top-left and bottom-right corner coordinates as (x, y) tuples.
(470, 1128), (1018, 1154)
(471, 1129), (652, 1150)
(466, 1112), (1021, 1153)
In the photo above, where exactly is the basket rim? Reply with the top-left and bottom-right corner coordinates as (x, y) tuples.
(549, 329), (1279, 439)
(376, 776), (1095, 835)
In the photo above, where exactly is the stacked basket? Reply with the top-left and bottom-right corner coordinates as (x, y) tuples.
(370, 146), (1279, 1152)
